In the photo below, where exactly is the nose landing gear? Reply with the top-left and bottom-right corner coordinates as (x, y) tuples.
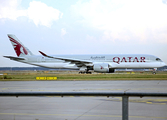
(152, 68), (157, 74)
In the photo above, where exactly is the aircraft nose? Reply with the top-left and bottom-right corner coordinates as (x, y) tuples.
(162, 62), (166, 66)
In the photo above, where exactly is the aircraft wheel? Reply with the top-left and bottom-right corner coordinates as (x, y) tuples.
(86, 72), (92, 74)
(79, 71), (82, 74)
(79, 71), (86, 74)
(152, 72), (156, 74)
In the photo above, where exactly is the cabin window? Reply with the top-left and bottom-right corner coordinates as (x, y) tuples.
(156, 58), (161, 61)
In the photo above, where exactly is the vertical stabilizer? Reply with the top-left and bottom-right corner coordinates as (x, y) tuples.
(7, 34), (33, 57)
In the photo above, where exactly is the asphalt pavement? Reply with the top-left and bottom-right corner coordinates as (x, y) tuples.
(0, 80), (167, 120)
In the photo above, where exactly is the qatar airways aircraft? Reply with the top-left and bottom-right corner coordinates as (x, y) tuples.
(4, 34), (166, 74)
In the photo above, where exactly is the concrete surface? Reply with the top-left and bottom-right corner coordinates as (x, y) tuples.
(0, 80), (167, 120)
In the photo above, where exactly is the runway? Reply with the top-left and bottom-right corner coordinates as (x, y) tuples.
(0, 80), (167, 120)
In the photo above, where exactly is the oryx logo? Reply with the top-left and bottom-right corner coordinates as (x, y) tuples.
(8, 36), (28, 57)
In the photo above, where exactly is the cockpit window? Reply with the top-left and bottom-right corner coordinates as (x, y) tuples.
(156, 58), (161, 61)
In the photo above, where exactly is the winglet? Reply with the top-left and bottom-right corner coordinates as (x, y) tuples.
(39, 51), (47, 56)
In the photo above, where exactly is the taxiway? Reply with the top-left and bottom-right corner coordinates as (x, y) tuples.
(0, 80), (167, 120)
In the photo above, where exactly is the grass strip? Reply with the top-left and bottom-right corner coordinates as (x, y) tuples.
(0, 73), (167, 81)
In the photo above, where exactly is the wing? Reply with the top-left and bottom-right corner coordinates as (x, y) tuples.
(39, 51), (92, 67)
(3, 56), (25, 60)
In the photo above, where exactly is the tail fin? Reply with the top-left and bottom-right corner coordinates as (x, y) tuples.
(7, 34), (33, 57)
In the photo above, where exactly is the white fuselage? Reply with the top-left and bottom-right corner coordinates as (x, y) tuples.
(15, 54), (166, 69)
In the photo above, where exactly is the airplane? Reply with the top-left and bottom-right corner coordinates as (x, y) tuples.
(4, 34), (166, 74)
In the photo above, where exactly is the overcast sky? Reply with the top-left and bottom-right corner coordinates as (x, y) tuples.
(0, 0), (167, 67)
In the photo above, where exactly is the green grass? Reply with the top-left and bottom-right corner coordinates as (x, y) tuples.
(0, 71), (167, 81)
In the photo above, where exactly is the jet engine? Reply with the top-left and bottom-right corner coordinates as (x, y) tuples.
(93, 63), (115, 73)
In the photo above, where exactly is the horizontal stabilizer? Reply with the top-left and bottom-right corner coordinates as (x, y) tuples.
(3, 56), (25, 60)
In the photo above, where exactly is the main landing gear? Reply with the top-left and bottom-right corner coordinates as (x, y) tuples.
(79, 71), (92, 74)
(79, 70), (92, 74)
(79, 67), (92, 74)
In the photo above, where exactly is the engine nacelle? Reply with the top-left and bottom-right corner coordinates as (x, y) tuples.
(93, 63), (115, 73)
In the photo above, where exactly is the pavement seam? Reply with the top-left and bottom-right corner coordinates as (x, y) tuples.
(74, 100), (105, 120)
